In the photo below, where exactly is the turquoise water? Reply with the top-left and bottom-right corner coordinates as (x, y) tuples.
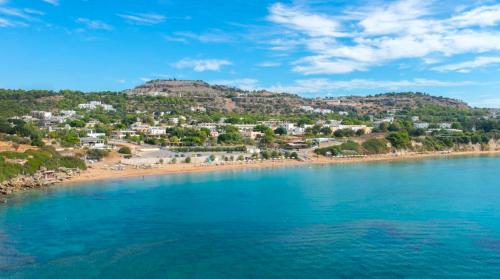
(1, 156), (500, 278)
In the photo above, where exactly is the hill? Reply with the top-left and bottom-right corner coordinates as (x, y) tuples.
(125, 79), (309, 114)
(125, 80), (471, 115)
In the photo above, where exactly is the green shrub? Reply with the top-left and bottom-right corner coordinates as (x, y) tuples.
(362, 138), (389, 154)
(386, 131), (411, 149)
(86, 149), (109, 161)
(0, 151), (28, 159)
(118, 146), (132, 154)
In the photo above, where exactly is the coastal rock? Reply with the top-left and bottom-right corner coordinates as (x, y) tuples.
(0, 168), (81, 195)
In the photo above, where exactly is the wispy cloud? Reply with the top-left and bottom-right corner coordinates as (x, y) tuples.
(23, 8), (44, 16)
(166, 30), (231, 43)
(0, 17), (13, 27)
(0, 6), (39, 27)
(432, 56), (500, 72)
(42, 0), (59, 6)
(0, 7), (33, 20)
(118, 13), (165, 25)
(76, 18), (113, 31)
(257, 61), (281, 67)
(268, 3), (342, 37)
(265, 1), (500, 75)
(173, 58), (232, 72)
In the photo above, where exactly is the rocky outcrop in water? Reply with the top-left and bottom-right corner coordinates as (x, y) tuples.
(0, 167), (81, 195)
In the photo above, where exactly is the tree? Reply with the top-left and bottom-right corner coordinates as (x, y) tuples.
(260, 150), (270, 159)
(386, 131), (411, 149)
(274, 126), (287, 135)
(271, 150), (279, 158)
(69, 119), (86, 128)
(184, 157), (191, 163)
(320, 126), (332, 136)
(61, 131), (80, 147)
(118, 146), (132, 154)
(334, 128), (355, 138)
(253, 125), (272, 133)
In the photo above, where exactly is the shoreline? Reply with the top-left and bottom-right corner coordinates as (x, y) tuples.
(65, 150), (500, 185)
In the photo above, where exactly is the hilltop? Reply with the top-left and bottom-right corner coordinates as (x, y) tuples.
(125, 79), (308, 114)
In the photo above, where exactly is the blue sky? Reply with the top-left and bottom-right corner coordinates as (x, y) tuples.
(1, 0), (500, 107)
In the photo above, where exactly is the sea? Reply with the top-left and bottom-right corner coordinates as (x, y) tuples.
(1, 155), (500, 278)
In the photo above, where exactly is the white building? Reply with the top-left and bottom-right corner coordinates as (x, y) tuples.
(438, 123), (452, 129)
(241, 130), (263, 139)
(190, 106), (207, 113)
(169, 117), (180, 125)
(414, 122), (430, 129)
(338, 124), (370, 132)
(86, 129), (106, 138)
(313, 108), (333, 114)
(113, 130), (138, 139)
(78, 101), (115, 111)
(60, 110), (76, 117)
(300, 106), (314, 112)
(146, 127), (166, 136)
(80, 137), (107, 149)
(131, 122), (151, 133)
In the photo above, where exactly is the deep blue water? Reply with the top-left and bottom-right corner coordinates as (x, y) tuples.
(1, 156), (500, 278)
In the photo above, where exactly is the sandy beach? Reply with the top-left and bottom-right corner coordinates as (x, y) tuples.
(66, 150), (500, 185)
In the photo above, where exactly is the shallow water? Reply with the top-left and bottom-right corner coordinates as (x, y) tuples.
(1, 156), (500, 278)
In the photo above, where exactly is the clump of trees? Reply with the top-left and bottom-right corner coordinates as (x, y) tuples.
(386, 131), (411, 150)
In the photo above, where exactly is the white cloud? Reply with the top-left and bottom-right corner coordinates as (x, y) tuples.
(292, 56), (367, 74)
(77, 18), (113, 31)
(0, 17), (13, 27)
(257, 61), (281, 67)
(433, 56), (500, 72)
(168, 30), (231, 43)
(265, 1), (500, 75)
(42, 0), (59, 6)
(0, 7), (33, 20)
(451, 4), (500, 27)
(173, 58), (232, 72)
(118, 13), (165, 25)
(23, 8), (44, 16)
(0, 6), (44, 28)
(268, 3), (342, 37)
